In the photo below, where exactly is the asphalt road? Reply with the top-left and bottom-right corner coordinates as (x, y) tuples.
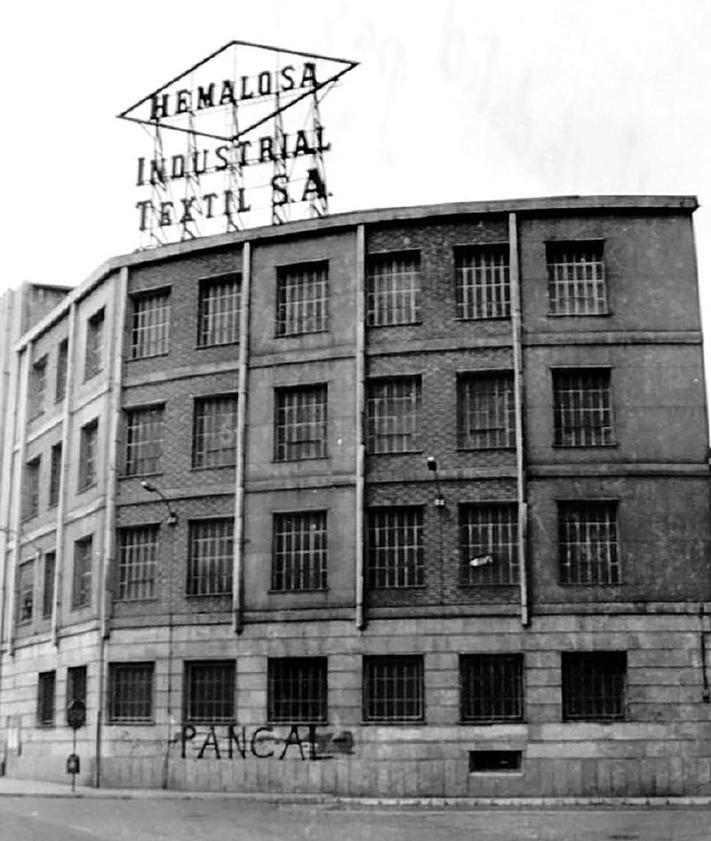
(0, 797), (709, 841)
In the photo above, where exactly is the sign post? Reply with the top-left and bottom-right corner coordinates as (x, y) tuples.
(66, 699), (86, 793)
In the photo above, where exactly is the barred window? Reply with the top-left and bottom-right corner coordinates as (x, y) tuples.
(367, 507), (424, 588)
(125, 406), (164, 475)
(455, 246), (510, 319)
(460, 654), (524, 723)
(131, 290), (171, 358)
(562, 652), (626, 721)
(192, 396), (238, 468)
(67, 665), (87, 708)
(458, 373), (515, 449)
(268, 657), (328, 724)
(366, 252), (421, 326)
(84, 307), (105, 380)
(275, 385), (327, 461)
(272, 511), (327, 591)
(72, 536), (92, 609)
(56, 338), (68, 402)
(460, 504), (519, 586)
(17, 561), (34, 624)
(118, 526), (159, 601)
(548, 242), (607, 315)
(108, 663), (154, 723)
(37, 670), (56, 726)
(29, 355), (47, 420)
(198, 274), (241, 346)
(22, 457), (41, 520)
(276, 262), (328, 336)
(559, 501), (620, 585)
(78, 419), (98, 491)
(184, 660), (235, 723)
(49, 442), (62, 508)
(553, 369), (613, 447)
(42, 551), (56, 618)
(363, 656), (424, 723)
(366, 377), (421, 453)
(187, 519), (233, 596)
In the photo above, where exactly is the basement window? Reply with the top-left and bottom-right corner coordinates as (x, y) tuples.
(469, 750), (522, 772)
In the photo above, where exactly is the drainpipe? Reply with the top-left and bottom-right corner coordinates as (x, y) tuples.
(509, 212), (530, 627)
(355, 225), (366, 630)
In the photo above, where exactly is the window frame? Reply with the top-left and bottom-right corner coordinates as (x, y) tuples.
(366, 376), (422, 454)
(42, 551), (56, 619)
(124, 404), (165, 476)
(267, 657), (328, 724)
(22, 456), (41, 521)
(362, 655), (425, 724)
(459, 502), (519, 586)
(107, 662), (154, 724)
(459, 653), (525, 723)
(192, 395), (238, 469)
(546, 239), (608, 317)
(130, 287), (171, 360)
(561, 651), (627, 722)
(275, 261), (329, 337)
(454, 244), (511, 320)
(457, 371), (515, 450)
(37, 670), (56, 726)
(49, 442), (62, 508)
(366, 506), (425, 589)
(271, 510), (328, 592)
(183, 660), (235, 724)
(28, 354), (48, 421)
(186, 518), (234, 597)
(197, 273), (241, 347)
(72, 535), (92, 609)
(67, 665), (88, 709)
(17, 560), (34, 625)
(84, 307), (105, 381)
(552, 367), (615, 448)
(274, 384), (328, 462)
(558, 499), (621, 585)
(55, 338), (68, 402)
(118, 524), (160, 601)
(78, 419), (99, 491)
(366, 250), (422, 327)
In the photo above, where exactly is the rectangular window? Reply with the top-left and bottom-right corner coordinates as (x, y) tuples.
(37, 670), (56, 726)
(367, 507), (424, 588)
(118, 526), (159, 601)
(562, 651), (626, 722)
(72, 536), (92, 609)
(183, 660), (235, 723)
(84, 307), (105, 380)
(108, 663), (153, 723)
(460, 654), (524, 723)
(192, 396), (238, 468)
(131, 289), (171, 359)
(553, 368), (613, 447)
(268, 657), (328, 724)
(49, 442), (62, 508)
(78, 419), (98, 491)
(547, 241), (607, 315)
(363, 656), (424, 723)
(276, 262), (328, 336)
(17, 561), (34, 624)
(198, 274), (241, 346)
(125, 406), (164, 475)
(366, 252), (421, 326)
(455, 246), (510, 320)
(55, 338), (68, 402)
(29, 355), (47, 420)
(67, 665), (87, 708)
(272, 511), (327, 591)
(22, 457), (41, 520)
(366, 377), (421, 453)
(274, 385), (327, 461)
(558, 501), (620, 585)
(458, 372), (515, 449)
(186, 519), (233, 596)
(42, 551), (56, 618)
(460, 504), (519, 585)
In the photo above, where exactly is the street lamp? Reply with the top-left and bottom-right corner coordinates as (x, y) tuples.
(426, 456), (446, 507)
(140, 481), (178, 526)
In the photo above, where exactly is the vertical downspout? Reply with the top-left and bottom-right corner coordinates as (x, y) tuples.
(233, 242), (251, 635)
(355, 225), (366, 630)
(509, 212), (530, 627)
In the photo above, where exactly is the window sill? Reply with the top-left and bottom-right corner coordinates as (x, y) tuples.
(21, 513), (38, 524)
(185, 593), (232, 599)
(273, 456), (328, 464)
(551, 442), (618, 449)
(128, 352), (170, 362)
(36, 722), (56, 729)
(106, 720), (155, 727)
(119, 471), (163, 481)
(115, 597), (159, 604)
(77, 482), (98, 494)
(196, 341), (240, 350)
(367, 449), (424, 457)
(366, 321), (423, 329)
(460, 718), (526, 726)
(367, 585), (427, 591)
(454, 316), (511, 323)
(547, 311), (612, 318)
(361, 719), (426, 726)
(190, 464), (237, 472)
(456, 446), (516, 453)
(83, 371), (103, 383)
(274, 329), (330, 339)
(268, 588), (329, 595)
(558, 581), (624, 587)
(458, 583), (519, 588)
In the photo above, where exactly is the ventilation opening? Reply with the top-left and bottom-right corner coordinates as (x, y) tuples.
(469, 750), (522, 772)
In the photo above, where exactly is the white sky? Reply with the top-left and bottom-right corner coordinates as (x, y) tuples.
(2, 0), (711, 345)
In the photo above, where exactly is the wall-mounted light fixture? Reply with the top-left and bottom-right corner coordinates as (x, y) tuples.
(426, 456), (446, 508)
(141, 480), (178, 526)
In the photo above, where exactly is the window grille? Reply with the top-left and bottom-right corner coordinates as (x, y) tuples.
(183, 660), (235, 723)
(366, 252), (421, 326)
(562, 651), (626, 721)
(17, 561), (34, 624)
(42, 551), (55, 618)
(187, 519), (233, 596)
(22, 457), (41, 520)
(272, 511), (327, 591)
(275, 385), (327, 461)
(78, 419), (98, 490)
(49, 442), (62, 508)
(276, 262), (328, 336)
(67, 665), (87, 707)
(460, 504), (519, 585)
(29, 356), (47, 420)
(366, 377), (421, 453)
(367, 507), (424, 588)
(458, 373), (515, 449)
(460, 654), (524, 722)
(363, 656), (424, 723)
(268, 657), (328, 724)
(118, 526), (159, 600)
(125, 406), (164, 475)
(37, 670), (56, 725)
(198, 274), (241, 346)
(547, 242), (607, 315)
(72, 536), (92, 609)
(192, 396), (238, 468)
(131, 290), (171, 358)
(553, 369), (613, 447)
(55, 338), (68, 402)
(84, 308), (105, 380)
(108, 662), (154, 723)
(559, 501), (620, 585)
(455, 246), (510, 319)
